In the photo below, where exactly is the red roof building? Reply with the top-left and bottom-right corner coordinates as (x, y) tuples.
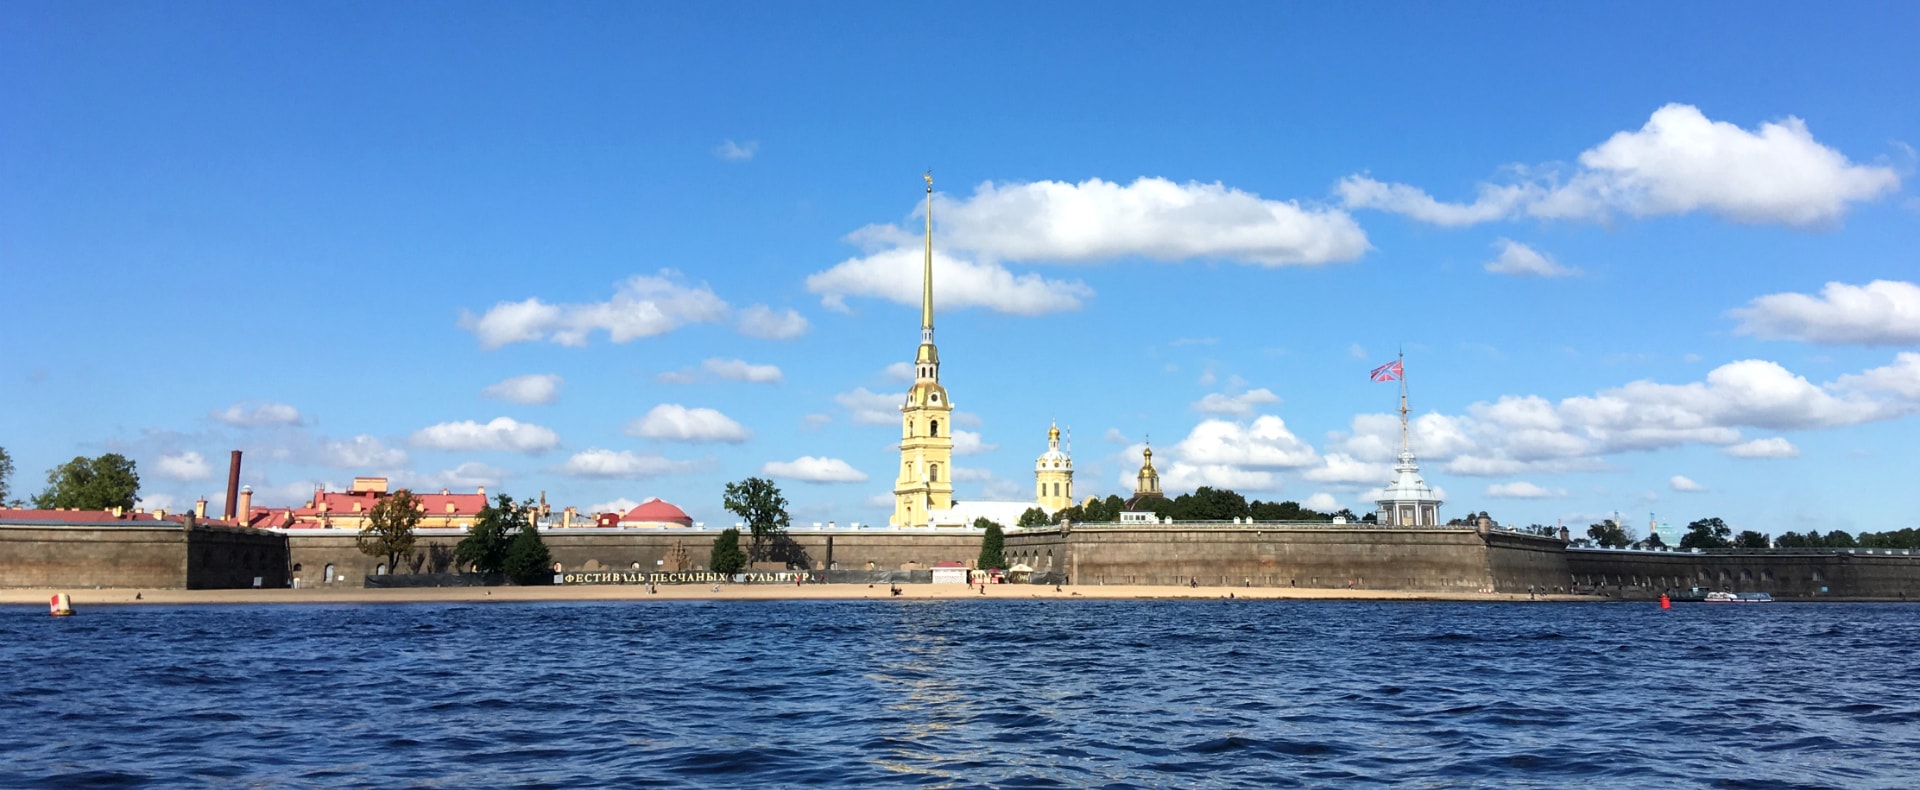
(616, 498), (694, 528)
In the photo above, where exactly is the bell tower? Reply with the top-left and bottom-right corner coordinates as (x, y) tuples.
(1034, 422), (1073, 512)
(892, 173), (955, 527)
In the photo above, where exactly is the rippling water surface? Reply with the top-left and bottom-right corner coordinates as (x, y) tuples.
(6, 599), (1920, 787)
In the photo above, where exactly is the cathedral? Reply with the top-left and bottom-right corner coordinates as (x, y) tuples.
(888, 174), (1076, 528)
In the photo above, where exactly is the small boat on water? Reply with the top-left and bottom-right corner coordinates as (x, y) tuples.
(1668, 588), (1774, 603)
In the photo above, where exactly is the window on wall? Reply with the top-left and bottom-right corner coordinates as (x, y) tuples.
(1053, 482), (1060, 497)
(930, 463), (939, 482)
(930, 419), (940, 436)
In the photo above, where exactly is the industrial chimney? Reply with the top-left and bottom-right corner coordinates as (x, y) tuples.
(224, 450), (243, 520)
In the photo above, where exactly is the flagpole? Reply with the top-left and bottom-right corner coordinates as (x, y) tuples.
(1398, 349), (1409, 455)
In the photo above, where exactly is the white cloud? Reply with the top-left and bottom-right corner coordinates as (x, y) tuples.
(560, 449), (698, 479)
(1104, 428), (1128, 443)
(321, 435), (409, 468)
(802, 413), (833, 427)
(1484, 239), (1578, 278)
(1303, 453), (1393, 485)
(459, 272), (729, 348)
(1192, 388), (1282, 417)
(1670, 475), (1707, 492)
(1144, 462), (1280, 494)
(410, 417), (560, 454)
(835, 387), (900, 425)
(807, 247), (1093, 316)
(625, 404), (752, 444)
(482, 374), (562, 405)
(1486, 481), (1567, 499)
(212, 401), (302, 427)
(1835, 352), (1920, 400)
(952, 411), (984, 428)
(737, 304), (809, 339)
(949, 466), (997, 483)
(703, 358), (783, 384)
(655, 369), (701, 385)
(951, 429), (997, 456)
(1328, 354), (1915, 477)
(1341, 104), (1900, 228)
(588, 498), (640, 516)
(1732, 280), (1920, 345)
(762, 456), (869, 483)
(882, 362), (915, 382)
(715, 139), (758, 161)
(397, 462), (509, 491)
(938, 177), (1369, 266)
(807, 176), (1372, 316)
(1171, 416), (1320, 469)
(156, 451), (212, 481)
(1723, 437), (1801, 459)
(1302, 492), (1341, 512)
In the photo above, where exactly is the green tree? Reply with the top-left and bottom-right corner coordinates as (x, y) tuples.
(34, 453), (140, 511)
(976, 518), (1007, 569)
(1051, 504), (1085, 524)
(1825, 529), (1857, 548)
(1859, 528), (1920, 549)
(1734, 530), (1771, 549)
(456, 494), (526, 574)
(723, 477), (791, 562)
(1170, 486), (1250, 521)
(357, 489), (422, 573)
(1587, 520), (1631, 548)
(0, 445), (14, 506)
(1680, 517), (1732, 550)
(502, 521), (553, 585)
(1017, 507), (1050, 528)
(1077, 496), (1122, 523)
(710, 527), (747, 574)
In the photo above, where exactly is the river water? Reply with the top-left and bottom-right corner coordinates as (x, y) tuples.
(5, 599), (1919, 787)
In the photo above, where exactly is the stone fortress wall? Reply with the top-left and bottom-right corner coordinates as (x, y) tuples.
(9, 515), (1920, 599)
(283, 528), (990, 588)
(1567, 547), (1920, 599)
(1006, 523), (1569, 592)
(0, 523), (288, 590)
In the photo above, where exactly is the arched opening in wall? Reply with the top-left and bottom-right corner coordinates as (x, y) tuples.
(1811, 569), (1826, 582)
(292, 563), (303, 573)
(375, 563), (387, 576)
(584, 559), (603, 571)
(1718, 570), (1731, 583)
(632, 562), (642, 570)
(930, 420), (940, 436)
(1763, 569), (1776, 582)
(324, 564), (336, 583)
(552, 562), (564, 573)
(1741, 570), (1753, 582)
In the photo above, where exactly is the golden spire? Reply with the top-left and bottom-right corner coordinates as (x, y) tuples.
(922, 171), (935, 334)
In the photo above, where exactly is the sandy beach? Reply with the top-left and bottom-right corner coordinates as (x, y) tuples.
(1, 583), (1586, 607)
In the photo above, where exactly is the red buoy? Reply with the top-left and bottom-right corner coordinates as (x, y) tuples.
(1659, 593), (1671, 610)
(50, 594), (74, 617)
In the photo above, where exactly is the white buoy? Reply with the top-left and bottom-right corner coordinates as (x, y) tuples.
(50, 593), (74, 617)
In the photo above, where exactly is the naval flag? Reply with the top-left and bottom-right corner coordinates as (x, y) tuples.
(1370, 360), (1403, 382)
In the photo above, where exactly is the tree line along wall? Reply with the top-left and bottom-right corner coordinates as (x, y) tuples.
(284, 529), (992, 587)
(1566, 548), (1920, 600)
(0, 524), (288, 590)
(1005, 525), (1570, 592)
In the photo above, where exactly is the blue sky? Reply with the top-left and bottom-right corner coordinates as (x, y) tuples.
(4, 2), (1917, 537)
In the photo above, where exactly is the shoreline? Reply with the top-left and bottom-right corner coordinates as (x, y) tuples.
(2, 584), (1590, 606)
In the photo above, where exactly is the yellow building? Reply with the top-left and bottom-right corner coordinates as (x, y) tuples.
(892, 173), (955, 527)
(1034, 422), (1074, 511)
(1123, 442), (1165, 512)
